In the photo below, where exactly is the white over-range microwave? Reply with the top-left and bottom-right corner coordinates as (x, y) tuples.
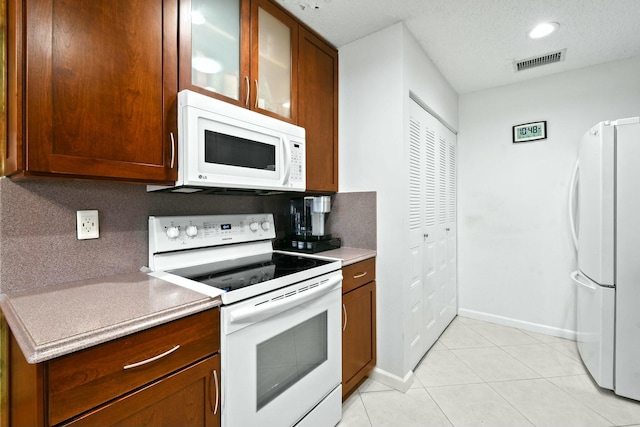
(148, 90), (306, 193)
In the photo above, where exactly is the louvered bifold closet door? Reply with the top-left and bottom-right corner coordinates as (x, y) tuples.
(407, 106), (426, 368)
(407, 99), (457, 369)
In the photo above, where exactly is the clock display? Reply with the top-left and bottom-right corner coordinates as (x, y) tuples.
(513, 121), (547, 143)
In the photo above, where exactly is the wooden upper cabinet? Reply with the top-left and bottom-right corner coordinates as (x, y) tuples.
(3, 0), (178, 184)
(298, 28), (338, 192)
(180, 0), (297, 123)
(179, 0), (337, 192)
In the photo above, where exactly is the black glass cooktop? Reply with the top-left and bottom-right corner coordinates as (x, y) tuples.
(169, 252), (333, 293)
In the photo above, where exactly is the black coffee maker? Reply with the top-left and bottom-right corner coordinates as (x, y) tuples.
(281, 196), (341, 253)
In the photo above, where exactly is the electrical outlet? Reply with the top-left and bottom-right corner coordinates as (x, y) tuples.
(77, 210), (99, 240)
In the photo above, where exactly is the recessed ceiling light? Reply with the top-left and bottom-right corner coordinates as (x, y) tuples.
(529, 22), (559, 39)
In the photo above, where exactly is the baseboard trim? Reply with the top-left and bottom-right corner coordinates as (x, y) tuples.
(457, 308), (577, 340)
(369, 367), (415, 393)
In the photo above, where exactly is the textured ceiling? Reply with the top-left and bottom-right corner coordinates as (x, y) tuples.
(277, 0), (640, 94)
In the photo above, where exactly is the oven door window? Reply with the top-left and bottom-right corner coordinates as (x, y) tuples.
(205, 130), (276, 171)
(256, 312), (327, 410)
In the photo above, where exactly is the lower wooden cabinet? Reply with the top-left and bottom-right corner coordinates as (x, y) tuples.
(342, 258), (376, 399)
(62, 355), (219, 427)
(9, 309), (220, 427)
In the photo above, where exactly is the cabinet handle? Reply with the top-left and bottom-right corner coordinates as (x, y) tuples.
(353, 272), (368, 279)
(123, 345), (180, 370)
(254, 79), (259, 109)
(169, 132), (176, 169)
(342, 303), (347, 332)
(244, 76), (250, 106)
(210, 369), (220, 415)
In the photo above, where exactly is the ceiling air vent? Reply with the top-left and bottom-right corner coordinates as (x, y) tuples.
(514, 49), (566, 72)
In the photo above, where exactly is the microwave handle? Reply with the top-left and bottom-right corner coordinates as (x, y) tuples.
(282, 137), (292, 185)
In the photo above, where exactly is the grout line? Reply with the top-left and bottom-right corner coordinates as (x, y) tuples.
(423, 387), (456, 427)
(355, 392), (374, 427)
(484, 380), (538, 426)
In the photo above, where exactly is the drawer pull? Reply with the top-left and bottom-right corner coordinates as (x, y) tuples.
(342, 303), (348, 332)
(210, 369), (220, 415)
(353, 271), (368, 279)
(123, 345), (180, 370)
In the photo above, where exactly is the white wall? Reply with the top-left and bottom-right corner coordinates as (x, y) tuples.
(339, 23), (406, 380)
(339, 22), (458, 381)
(458, 55), (640, 336)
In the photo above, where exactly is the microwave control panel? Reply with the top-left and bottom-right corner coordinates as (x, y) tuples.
(289, 141), (305, 185)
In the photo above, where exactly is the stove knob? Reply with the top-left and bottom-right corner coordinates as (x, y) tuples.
(166, 226), (180, 239)
(249, 221), (260, 232)
(185, 225), (198, 237)
(261, 221), (271, 232)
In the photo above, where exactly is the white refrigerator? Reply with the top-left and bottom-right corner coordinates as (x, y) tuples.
(570, 116), (640, 401)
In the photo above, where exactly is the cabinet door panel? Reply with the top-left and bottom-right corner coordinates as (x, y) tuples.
(251, 0), (298, 122)
(342, 281), (376, 397)
(299, 28), (338, 192)
(180, 0), (251, 107)
(24, 0), (177, 183)
(62, 355), (220, 427)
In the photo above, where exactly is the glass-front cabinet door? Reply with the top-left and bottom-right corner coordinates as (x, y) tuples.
(251, 0), (298, 121)
(180, 0), (250, 106)
(180, 0), (297, 122)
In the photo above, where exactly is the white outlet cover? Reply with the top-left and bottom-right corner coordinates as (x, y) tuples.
(77, 210), (99, 240)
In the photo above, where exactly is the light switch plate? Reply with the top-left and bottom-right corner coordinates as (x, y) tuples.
(77, 210), (99, 240)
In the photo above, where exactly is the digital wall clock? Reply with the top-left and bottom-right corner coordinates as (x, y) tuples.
(513, 121), (547, 143)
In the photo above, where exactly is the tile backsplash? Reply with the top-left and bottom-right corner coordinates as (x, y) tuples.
(0, 177), (375, 293)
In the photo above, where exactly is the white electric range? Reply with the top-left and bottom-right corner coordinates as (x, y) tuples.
(148, 213), (343, 427)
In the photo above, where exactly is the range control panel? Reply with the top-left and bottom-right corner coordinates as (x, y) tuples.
(149, 213), (276, 254)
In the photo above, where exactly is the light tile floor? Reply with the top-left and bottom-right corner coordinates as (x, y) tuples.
(339, 316), (640, 427)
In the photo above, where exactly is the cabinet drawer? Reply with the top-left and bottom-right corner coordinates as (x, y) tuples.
(342, 258), (376, 294)
(48, 309), (220, 425)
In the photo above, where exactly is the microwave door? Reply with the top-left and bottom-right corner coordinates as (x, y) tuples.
(194, 120), (283, 190)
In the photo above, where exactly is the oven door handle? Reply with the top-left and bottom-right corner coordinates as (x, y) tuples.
(229, 275), (342, 324)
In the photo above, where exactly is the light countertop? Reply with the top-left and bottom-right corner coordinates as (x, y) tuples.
(319, 247), (376, 266)
(0, 272), (220, 364)
(0, 248), (375, 364)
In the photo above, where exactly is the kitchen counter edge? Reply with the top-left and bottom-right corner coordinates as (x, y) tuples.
(0, 271), (221, 364)
(318, 247), (376, 266)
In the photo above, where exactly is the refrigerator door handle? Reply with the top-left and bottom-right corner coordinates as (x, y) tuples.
(570, 270), (596, 291)
(569, 159), (580, 250)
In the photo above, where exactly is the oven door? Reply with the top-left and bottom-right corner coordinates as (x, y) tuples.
(221, 272), (342, 427)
